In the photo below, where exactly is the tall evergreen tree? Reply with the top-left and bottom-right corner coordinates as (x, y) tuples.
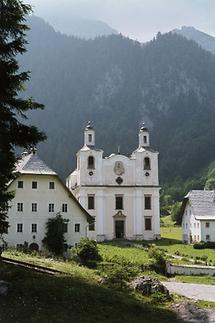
(0, 0), (46, 235)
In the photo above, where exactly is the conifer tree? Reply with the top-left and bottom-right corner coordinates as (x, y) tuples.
(0, 0), (46, 235)
(42, 214), (68, 256)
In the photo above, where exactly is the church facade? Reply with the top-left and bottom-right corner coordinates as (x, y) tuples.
(67, 122), (160, 241)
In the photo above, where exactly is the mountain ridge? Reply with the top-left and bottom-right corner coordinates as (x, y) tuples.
(19, 17), (215, 184)
(172, 26), (215, 53)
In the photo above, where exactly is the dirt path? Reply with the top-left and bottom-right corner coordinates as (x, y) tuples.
(163, 282), (215, 302)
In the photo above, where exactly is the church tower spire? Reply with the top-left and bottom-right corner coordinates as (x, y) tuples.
(139, 122), (150, 148)
(84, 121), (95, 147)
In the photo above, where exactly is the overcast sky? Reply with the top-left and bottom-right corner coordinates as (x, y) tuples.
(27, 0), (215, 41)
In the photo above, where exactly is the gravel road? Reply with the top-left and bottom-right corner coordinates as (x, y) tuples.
(162, 282), (215, 322)
(163, 282), (215, 302)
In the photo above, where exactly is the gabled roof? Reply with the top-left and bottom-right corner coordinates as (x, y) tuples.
(16, 152), (57, 175)
(180, 190), (215, 220)
(12, 151), (93, 223)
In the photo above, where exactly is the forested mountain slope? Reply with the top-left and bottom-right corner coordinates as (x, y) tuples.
(20, 16), (215, 183)
(28, 15), (118, 39)
(173, 26), (215, 53)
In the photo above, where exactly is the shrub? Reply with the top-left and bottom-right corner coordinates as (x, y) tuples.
(201, 255), (208, 262)
(148, 246), (166, 273)
(100, 262), (139, 288)
(193, 241), (215, 249)
(150, 292), (170, 304)
(76, 238), (102, 265)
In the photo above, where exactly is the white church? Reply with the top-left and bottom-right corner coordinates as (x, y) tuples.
(67, 122), (160, 241)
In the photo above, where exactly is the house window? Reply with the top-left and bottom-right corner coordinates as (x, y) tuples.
(197, 235), (200, 241)
(115, 195), (123, 210)
(17, 223), (23, 233)
(17, 203), (23, 212)
(186, 223), (188, 229)
(88, 134), (92, 143)
(194, 223), (196, 229)
(32, 181), (37, 189)
(197, 223), (199, 229)
(144, 157), (151, 170)
(63, 223), (68, 233)
(49, 203), (54, 212)
(206, 222), (210, 228)
(206, 234), (210, 241)
(88, 195), (95, 210)
(49, 182), (55, 189)
(89, 222), (95, 231)
(144, 195), (151, 210)
(62, 203), (68, 212)
(75, 224), (80, 232)
(145, 217), (152, 231)
(32, 224), (37, 233)
(32, 203), (37, 212)
(88, 156), (95, 169)
(17, 181), (23, 188)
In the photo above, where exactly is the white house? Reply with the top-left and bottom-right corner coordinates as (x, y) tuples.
(4, 149), (92, 251)
(181, 190), (215, 244)
(67, 122), (160, 241)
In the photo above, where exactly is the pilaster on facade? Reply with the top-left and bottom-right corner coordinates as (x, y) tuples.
(67, 122), (161, 241)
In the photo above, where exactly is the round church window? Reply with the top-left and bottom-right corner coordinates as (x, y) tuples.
(116, 177), (123, 185)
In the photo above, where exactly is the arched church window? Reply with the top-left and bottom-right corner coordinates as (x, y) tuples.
(88, 134), (92, 143)
(144, 157), (151, 170)
(88, 156), (95, 169)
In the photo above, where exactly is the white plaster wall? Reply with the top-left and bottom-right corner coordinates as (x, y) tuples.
(5, 174), (89, 249)
(167, 263), (215, 276)
(68, 129), (160, 241)
(74, 186), (160, 241)
(201, 221), (215, 242)
(70, 149), (159, 188)
(182, 205), (192, 242)
(133, 151), (159, 186)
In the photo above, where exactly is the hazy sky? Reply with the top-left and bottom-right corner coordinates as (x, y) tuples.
(28, 0), (215, 41)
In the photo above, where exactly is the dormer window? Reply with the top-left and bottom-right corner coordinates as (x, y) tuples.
(144, 157), (151, 170)
(88, 156), (95, 169)
(144, 136), (147, 144)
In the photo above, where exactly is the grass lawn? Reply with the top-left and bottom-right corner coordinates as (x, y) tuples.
(98, 243), (150, 265)
(0, 253), (180, 323)
(157, 217), (215, 265)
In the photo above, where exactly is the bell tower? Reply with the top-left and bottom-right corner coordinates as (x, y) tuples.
(84, 121), (95, 147)
(139, 123), (150, 147)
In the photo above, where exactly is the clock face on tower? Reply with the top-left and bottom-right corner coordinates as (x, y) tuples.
(114, 161), (125, 176)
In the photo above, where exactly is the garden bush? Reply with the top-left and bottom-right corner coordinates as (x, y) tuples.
(193, 241), (215, 249)
(76, 238), (102, 265)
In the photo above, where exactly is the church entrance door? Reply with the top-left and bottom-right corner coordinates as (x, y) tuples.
(115, 220), (125, 239)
